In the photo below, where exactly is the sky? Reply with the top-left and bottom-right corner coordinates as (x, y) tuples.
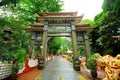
(63, 0), (104, 20)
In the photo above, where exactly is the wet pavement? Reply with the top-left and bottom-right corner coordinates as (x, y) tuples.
(39, 57), (81, 80)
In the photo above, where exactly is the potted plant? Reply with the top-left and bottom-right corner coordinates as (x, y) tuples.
(86, 53), (100, 79)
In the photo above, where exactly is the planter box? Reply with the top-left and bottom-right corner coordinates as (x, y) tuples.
(0, 62), (13, 80)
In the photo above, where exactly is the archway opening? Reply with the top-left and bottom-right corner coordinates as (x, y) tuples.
(47, 37), (72, 56)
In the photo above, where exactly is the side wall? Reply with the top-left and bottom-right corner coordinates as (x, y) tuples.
(0, 62), (13, 79)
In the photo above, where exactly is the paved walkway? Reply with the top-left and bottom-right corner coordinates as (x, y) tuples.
(39, 57), (82, 80)
(62, 57), (93, 80)
(17, 57), (94, 80)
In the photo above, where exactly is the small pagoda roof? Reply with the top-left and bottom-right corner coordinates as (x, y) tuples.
(76, 24), (94, 32)
(35, 12), (84, 23)
(26, 23), (43, 31)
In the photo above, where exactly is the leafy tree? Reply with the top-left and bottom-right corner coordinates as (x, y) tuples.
(91, 0), (120, 56)
(1, 0), (63, 25)
(12, 49), (27, 69)
(102, 0), (115, 11)
(0, 0), (18, 6)
(0, 0), (63, 70)
(0, 0), (63, 61)
(48, 37), (72, 55)
(78, 46), (85, 56)
(0, 17), (31, 61)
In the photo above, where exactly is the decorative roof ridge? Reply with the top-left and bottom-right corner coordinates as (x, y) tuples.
(42, 11), (77, 16)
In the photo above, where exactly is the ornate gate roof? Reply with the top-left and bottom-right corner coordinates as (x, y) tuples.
(27, 12), (94, 32)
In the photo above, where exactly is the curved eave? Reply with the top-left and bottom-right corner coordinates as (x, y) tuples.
(42, 12), (78, 16)
(75, 24), (90, 27)
(30, 24), (44, 27)
(25, 27), (43, 32)
(76, 27), (94, 32)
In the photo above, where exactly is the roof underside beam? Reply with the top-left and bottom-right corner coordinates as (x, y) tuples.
(47, 33), (71, 37)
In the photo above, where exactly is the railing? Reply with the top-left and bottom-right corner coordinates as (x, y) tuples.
(0, 62), (13, 79)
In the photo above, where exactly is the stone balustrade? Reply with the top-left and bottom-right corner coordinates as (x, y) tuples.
(0, 62), (13, 79)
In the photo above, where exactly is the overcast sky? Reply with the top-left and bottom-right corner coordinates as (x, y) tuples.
(62, 0), (104, 20)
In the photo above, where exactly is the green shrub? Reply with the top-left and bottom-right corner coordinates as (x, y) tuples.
(12, 49), (27, 69)
(86, 54), (100, 70)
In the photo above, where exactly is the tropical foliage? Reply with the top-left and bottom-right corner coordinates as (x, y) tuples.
(1, 0), (63, 24)
(0, 17), (30, 61)
(48, 37), (72, 55)
(0, 0), (63, 65)
(86, 53), (100, 70)
(90, 0), (120, 56)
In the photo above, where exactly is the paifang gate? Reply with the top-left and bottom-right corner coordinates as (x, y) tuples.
(26, 12), (93, 71)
